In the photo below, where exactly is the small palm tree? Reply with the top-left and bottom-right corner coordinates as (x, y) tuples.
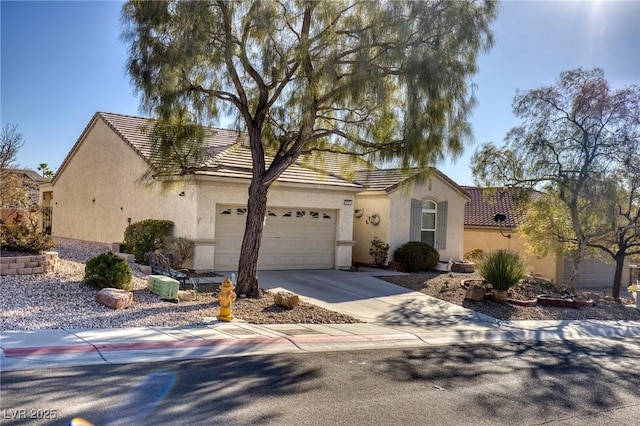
(37, 163), (49, 177)
(477, 249), (527, 303)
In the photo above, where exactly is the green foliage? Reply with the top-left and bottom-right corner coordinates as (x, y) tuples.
(0, 225), (54, 254)
(165, 236), (195, 269)
(122, 0), (496, 297)
(369, 237), (390, 268)
(123, 219), (174, 263)
(393, 241), (440, 272)
(477, 250), (527, 291)
(464, 249), (486, 263)
(84, 252), (133, 291)
(471, 68), (640, 294)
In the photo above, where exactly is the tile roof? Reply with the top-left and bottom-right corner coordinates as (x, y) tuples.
(96, 112), (361, 189)
(356, 168), (470, 199)
(462, 186), (526, 228)
(57, 111), (470, 194)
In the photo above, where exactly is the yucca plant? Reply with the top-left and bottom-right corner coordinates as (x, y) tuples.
(477, 250), (527, 303)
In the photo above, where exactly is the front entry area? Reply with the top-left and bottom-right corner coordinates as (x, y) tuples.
(214, 205), (337, 271)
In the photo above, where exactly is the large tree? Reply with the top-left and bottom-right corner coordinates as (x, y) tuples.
(472, 68), (640, 290)
(585, 150), (640, 299)
(122, 0), (497, 297)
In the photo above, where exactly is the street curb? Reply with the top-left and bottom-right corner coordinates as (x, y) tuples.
(2, 336), (292, 357)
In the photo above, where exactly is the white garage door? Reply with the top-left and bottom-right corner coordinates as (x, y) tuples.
(215, 205), (337, 271)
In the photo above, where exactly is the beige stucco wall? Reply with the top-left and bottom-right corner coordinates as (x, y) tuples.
(352, 192), (390, 264)
(352, 175), (468, 265)
(51, 118), (199, 245)
(464, 227), (563, 283)
(50, 117), (358, 271)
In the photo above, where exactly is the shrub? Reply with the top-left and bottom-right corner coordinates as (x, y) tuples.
(84, 252), (132, 291)
(464, 248), (485, 263)
(123, 219), (174, 263)
(165, 236), (195, 269)
(0, 225), (54, 254)
(393, 241), (440, 272)
(476, 249), (526, 291)
(369, 237), (390, 267)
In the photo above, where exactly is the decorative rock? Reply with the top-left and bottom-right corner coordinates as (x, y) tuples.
(178, 290), (192, 301)
(464, 284), (485, 301)
(451, 262), (475, 273)
(507, 298), (538, 307)
(96, 288), (133, 310)
(274, 291), (299, 309)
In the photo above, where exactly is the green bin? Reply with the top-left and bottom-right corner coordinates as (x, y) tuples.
(147, 275), (179, 300)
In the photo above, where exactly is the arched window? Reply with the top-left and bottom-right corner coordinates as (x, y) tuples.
(421, 200), (437, 247)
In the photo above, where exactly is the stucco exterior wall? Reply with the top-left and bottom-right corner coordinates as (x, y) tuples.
(387, 177), (467, 262)
(50, 117), (359, 271)
(352, 192), (390, 264)
(352, 175), (468, 265)
(50, 118), (198, 244)
(193, 178), (358, 270)
(464, 227), (563, 282)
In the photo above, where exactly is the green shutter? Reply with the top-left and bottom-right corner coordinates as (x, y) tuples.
(410, 198), (421, 242)
(435, 201), (447, 250)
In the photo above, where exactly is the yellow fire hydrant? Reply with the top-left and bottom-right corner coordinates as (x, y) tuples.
(217, 278), (236, 321)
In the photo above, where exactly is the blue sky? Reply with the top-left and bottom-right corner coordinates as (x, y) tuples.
(1, 0), (638, 185)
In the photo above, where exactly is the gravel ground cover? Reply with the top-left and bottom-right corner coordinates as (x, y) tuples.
(380, 271), (640, 321)
(0, 238), (359, 330)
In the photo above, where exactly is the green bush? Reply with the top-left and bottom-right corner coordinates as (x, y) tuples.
(84, 252), (132, 291)
(123, 219), (174, 263)
(165, 236), (195, 269)
(476, 249), (527, 291)
(0, 225), (54, 254)
(369, 237), (390, 267)
(393, 241), (440, 272)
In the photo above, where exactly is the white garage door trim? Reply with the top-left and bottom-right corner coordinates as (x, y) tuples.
(214, 205), (337, 271)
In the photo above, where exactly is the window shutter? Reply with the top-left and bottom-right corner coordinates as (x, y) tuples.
(435, 201), (448, 250)
(410, 198), (421, 242)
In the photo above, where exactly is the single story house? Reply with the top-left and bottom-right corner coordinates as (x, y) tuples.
(462, 186), (632, 288)
(44, 112), (469, 272)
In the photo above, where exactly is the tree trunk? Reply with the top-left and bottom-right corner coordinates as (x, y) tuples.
(235, 178), (269, 298)
(611, 252), (626, 301)
(566, 241), (586, 291)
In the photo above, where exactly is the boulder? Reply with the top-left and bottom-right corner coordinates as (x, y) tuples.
(274, 291), (299, 309)
(451, 262), (475, 273)
(96, 288), (133, 310)
(464, 284), (486, 301)
(178, 290), (193, 301)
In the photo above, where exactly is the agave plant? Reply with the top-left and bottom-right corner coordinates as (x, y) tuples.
(477, 250), (527, 302)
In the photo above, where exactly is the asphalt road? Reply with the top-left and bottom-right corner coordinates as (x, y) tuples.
(2, 339), (640, 426)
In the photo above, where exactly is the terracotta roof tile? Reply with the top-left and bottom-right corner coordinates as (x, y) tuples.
(463, 186), (528, 228)
(97, 112), (361, 189)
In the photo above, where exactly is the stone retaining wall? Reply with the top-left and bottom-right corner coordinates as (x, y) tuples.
(0, 252), (59, 275)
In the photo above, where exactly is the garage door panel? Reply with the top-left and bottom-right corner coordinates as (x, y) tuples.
(215, 205), (336, 270)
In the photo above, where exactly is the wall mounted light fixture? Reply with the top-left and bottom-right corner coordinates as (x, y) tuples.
(179, 191), (186, 197)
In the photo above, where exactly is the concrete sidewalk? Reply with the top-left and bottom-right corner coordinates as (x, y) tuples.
(3, 268), (640, 371)
(3, 318), (640, 372)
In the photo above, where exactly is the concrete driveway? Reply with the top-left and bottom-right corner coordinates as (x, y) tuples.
(257, 268), (498, 331)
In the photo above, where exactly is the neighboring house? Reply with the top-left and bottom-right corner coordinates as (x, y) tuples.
(462, 186), (631, 289)
(45, 111), (470, 272)
(352, 169), (470, 266)
(0, 168), (45, 225)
